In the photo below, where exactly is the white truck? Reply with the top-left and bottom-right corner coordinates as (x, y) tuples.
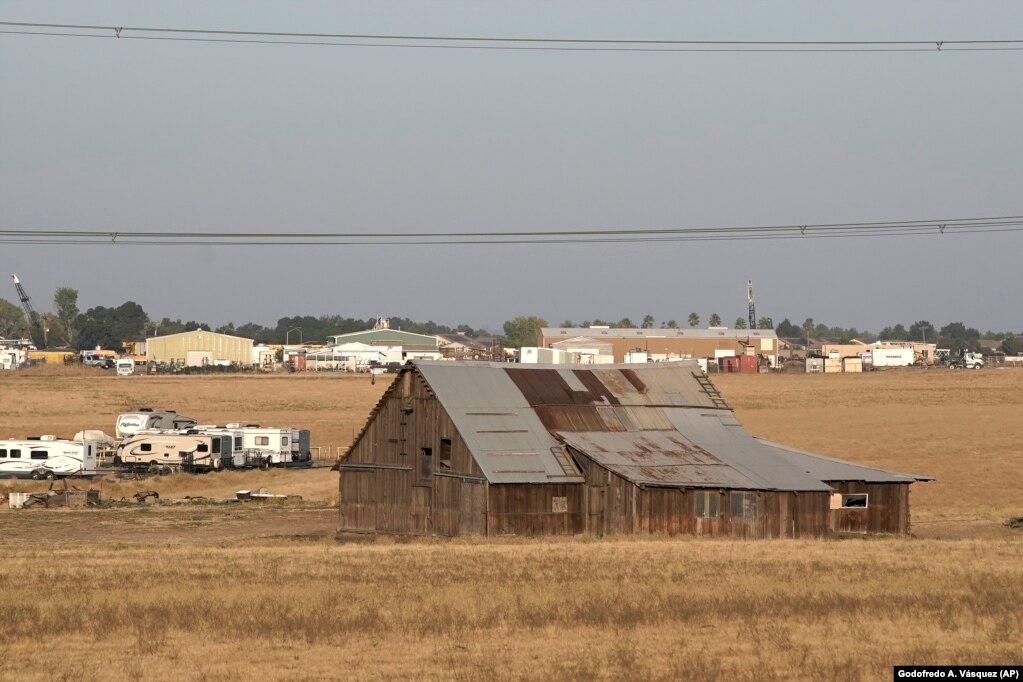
(949, 351), (985, 370)
(0, 436), (99, 479)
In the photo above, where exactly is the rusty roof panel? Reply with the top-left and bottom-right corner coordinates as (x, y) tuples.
(533, 405), (625, 433)
(558, 431), (761, 489)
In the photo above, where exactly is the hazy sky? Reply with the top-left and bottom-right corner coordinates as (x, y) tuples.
(2, 1), (1021, 333)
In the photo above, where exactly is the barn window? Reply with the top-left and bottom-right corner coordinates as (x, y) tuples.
(439, 438), (452, 469)
(730, 492), (758, 519)
(841, 494), (868, 508)
(417, 447), (433, 486)
(694, 491), (719, 518)
(552, 496), (568, 513)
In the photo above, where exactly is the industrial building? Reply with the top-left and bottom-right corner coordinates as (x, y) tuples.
(338, 361), (929, 538)
(146, 330), (254, 367)
(537, 327), (780, 366)
(327, 326), (442, 363)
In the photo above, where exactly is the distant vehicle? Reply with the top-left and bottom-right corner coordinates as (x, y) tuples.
(114, 433), (231, 472)
(949, 351), (985, 370)
(81, 350), (113, 367)
(115, 359), (135, 376)
(191, 424), (310, 466)
(115, 408), (198, 439)
(0, 436), (98, 479)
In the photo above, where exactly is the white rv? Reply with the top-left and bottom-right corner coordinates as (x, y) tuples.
(0, 436), (98, 479)
(115, 409), (198, 439)
(193, 424), (301, 465)
(115, 359), (135, 376)
(114, 433), (232, 471)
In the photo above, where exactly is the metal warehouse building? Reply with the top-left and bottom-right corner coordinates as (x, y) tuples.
(146, 330), (254, 366)
(339, 360), (929, 538)
(538, 327), (780, 365)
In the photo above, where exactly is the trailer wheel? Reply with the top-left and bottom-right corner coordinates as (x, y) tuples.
(44, 471), (56, 480)
(30, 469), (44, 480)
(159, 466), (172, 476)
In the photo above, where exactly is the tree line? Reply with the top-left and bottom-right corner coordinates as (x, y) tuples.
(1, 288), (1019, 356)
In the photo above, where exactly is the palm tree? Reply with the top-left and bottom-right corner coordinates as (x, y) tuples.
(688, 313), (700, 328)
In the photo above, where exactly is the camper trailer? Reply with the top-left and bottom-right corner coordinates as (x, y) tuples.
(115, 409), (198, 439)
(114, 433), (231, 472)
(0, 436), (98, 479)
(290, 428), (311, 463)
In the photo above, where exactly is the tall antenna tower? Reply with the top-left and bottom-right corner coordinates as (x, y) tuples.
(747, 279), (756, 330)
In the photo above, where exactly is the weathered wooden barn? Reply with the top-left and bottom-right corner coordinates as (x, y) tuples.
(338, 361), (929, 538)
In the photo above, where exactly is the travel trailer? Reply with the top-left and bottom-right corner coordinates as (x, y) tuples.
(0, 436), (98, 479)
(115, 409), (198, 439)
(114, 433), (231, 471)
(192, 424), (309, 465)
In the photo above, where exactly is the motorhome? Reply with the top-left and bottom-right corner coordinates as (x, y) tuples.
(114, 433), (232, 471)
(0, 436), (98, 479)
(115, 409), (198, 439)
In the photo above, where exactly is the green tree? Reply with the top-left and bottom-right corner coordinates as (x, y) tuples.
(559, 320), (575, 328)
(1001, 336), (1023, 356)
(688, 312), (700, 328)
(502, 315), (548, 349)
(908, 320), (937, 343)
(666, 320), (679, 329)
(708, 313), (722, 327)
(53, 287), (79, 347)
(757, 317), (774, 330)
(76, 302), (148, 351)
(774, 318), (799, 337)
(0, 297), (30, 339)
(641, 314), (655, 329)
(734, 317), (747, 330)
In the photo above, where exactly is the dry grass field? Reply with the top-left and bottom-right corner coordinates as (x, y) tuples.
(0, 365), (1020, 680)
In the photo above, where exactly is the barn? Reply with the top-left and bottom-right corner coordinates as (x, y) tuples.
(338, 360), (929, 538)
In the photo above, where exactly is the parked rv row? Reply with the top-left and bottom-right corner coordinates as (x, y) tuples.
(113, 408), (311, 473)
(0, 407), (312, 479)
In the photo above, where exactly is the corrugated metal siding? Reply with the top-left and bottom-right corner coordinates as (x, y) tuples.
(756, 440), (932, 483)
(146, 331), (253, 365)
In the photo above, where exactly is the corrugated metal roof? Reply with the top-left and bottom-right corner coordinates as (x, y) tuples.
(541, 328), (778, 340)
(661, 408), (833, 492)
(558, 431), (762, 489)
(414, 362), (584, 484)
(402, 361), (927, 491)
(755, 439), (934, 483)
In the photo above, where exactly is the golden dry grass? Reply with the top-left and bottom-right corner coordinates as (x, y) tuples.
(0, 536), (1019, 681)
(1, 365), (1021, 680)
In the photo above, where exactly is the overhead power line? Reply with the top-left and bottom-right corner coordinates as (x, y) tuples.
(1, 216), (1020, 247)
(1, 22), (1021, 52)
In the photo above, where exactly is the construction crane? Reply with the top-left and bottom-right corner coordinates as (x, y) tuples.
(747, 279), (756, 330)
(11, 274), (46, 347)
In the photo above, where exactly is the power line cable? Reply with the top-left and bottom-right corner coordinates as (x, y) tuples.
(1, 22), (1021, 52)
(1, 216), (1020, 246)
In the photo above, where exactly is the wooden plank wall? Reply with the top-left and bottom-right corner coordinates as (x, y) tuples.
(339, 369), (487, 535)
(828, 482), (911, 535)
(487, 484), (585, 536)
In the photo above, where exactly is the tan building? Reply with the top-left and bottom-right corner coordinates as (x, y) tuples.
(538, 327), (779, 366)
(146, 330), (254, 367)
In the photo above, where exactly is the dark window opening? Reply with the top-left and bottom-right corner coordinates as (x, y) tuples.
(30, 450), (48, 460)
(841, 494), (868, 508)
(694, 491), (720, 518)
(197, 442), (209, 453)
(9, 449), (21, 458)
(140, 443), (152, 453)
(418, 447), (433, 485)
(212, 439), (221, 454)
(730, 492), (758, 519)
(439, 438), (452, 469)
(0, 449), (6, 457)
